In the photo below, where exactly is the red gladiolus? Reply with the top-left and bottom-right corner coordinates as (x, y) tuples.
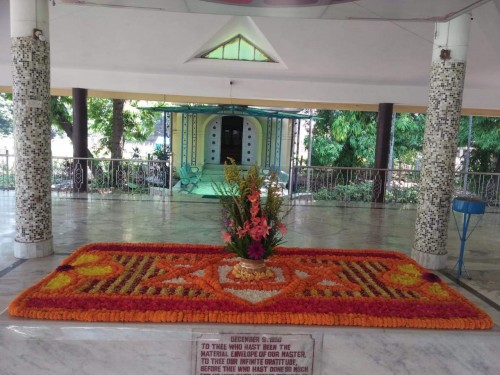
(244, 216), (271, 241)
(250, 204), (260, 217)
(247, 190), (260, 203)
(237, 227), (247, 238)
(278, 222), (287, 235)
(215, 162), (288, 261)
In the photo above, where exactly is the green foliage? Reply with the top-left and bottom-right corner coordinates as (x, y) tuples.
(458, 116), (500, 172)
(50, 96), (163, 156)
(312, 182), (374, 202)
(307, 110), (377, 167)
(153, 144), (169, 160)
(307, 110), (426, 168)
(50, 96), (73, 138)
(393, 113), (425, 165)
(308, 135), (343, 166)
(51, 96), (73, 122)
(0, 170), (15, 189)
(311, 182), (419, 204)
(87, 98), (114, 155)
(0, 94), (13, 135)
(385, 186), (420, 204)
(89, 99), (161, 156)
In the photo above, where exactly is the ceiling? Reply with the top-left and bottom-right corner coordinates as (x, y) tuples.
(57, 0), (490, 21)
(1, 0), (500, 112)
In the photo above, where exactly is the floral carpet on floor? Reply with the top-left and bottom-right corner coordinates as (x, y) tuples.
(9, 243), (493, 329)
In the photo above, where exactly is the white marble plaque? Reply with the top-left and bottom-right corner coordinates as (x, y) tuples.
(193, 332), (320, 375)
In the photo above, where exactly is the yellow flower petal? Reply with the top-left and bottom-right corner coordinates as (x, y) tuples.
(76, 265), (112, 276)
(398, 264), (421, 276)
(71, 254), (100, 266)
(44, 274), (71, 290)
(390, 273), (419, 286)
(428, 282), (450, 297)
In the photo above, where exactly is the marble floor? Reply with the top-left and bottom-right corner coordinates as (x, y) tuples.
(0, 191), (499, 374)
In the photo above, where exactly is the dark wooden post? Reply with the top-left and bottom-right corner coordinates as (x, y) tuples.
(373, 103), (393, 203)
(72, 88), (88, 192)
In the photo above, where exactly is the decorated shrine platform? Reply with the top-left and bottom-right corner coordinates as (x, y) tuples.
(8, 243), (493, 329)
(1, 240), (499, 374)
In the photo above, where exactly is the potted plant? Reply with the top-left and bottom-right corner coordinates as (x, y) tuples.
(214, 159), (289, 280)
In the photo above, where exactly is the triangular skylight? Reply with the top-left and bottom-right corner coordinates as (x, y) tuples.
(201, 34), (276, 63)
(185, 16), (285, 69)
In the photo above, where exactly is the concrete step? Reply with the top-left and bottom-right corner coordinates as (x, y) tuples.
(202, 163), (253, 182)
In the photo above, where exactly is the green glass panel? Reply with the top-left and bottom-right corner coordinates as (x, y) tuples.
(201, 34), (274, 62)
(223, 39), (239, 60)
(254, 49), (269, 62)
(239, 38), (255, 61)
(205, 48), (223, 59)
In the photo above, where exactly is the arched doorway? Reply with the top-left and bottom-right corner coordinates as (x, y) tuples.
(205, 116), (258, 165)
(220, 116), (243, 164)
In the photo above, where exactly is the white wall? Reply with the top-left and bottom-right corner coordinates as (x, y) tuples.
(1, 0), (500, 110)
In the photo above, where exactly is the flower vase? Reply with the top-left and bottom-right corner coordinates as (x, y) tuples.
(233, 258), (273, 281)
(238, 258), (267, 273)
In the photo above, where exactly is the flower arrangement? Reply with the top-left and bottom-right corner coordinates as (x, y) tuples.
(215, 159), (289, 261)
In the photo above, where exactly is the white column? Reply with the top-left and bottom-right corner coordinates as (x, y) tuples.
(412, 14), (471, 270)
(11, 0), (53, 258)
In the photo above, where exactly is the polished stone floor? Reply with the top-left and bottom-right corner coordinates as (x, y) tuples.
(0, 191), (499, 374)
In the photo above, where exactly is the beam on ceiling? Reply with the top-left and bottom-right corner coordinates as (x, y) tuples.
(1, 85), (500, 117)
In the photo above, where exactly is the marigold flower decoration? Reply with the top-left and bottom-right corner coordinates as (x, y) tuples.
(214, 159), (290, 260)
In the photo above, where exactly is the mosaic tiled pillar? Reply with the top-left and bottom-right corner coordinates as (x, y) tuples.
(11, 0), (53, 258)
(412, 14), (471, 269)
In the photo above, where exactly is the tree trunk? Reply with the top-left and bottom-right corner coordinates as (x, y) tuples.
(53, 110), (73, 141)
(111, 99), (125, 159)
(52, 105), (97, 159)
(52, 100), (104, 180)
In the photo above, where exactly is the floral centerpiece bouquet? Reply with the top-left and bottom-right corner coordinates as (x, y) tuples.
(214, 159), (289, 279)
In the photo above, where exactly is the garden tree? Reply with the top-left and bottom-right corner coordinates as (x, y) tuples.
(392, 113), (426, 166)
(307, 110), (426, 168)
(51, 96), (106, 182)
(307, 110), (377, 167)
(51, 96), (161, 158)
(87, 98), (160, 158)
(51, 96), (75, 140)
(457, 116), (500, 173)
(111, 99), (125, 159)
(51, 96), (162, 186)
(0, 93), (13, 135)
